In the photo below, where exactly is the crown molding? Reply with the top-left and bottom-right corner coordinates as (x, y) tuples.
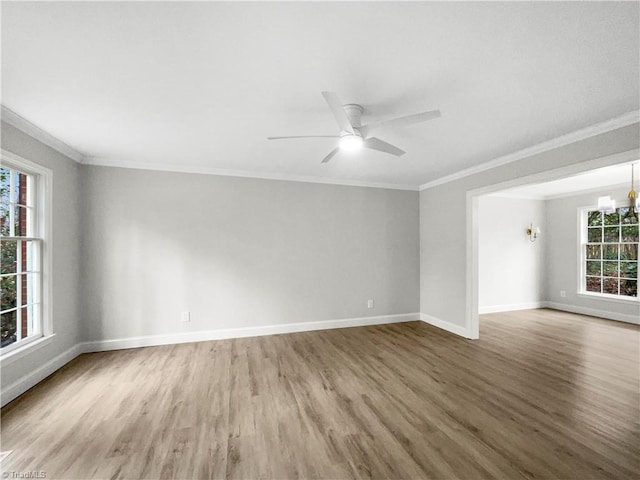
(488, 181), (631, 201)
(419, 110), (640, 191)
(542, 182), (632, 201)
(1, 106), (86, 164)
(82, 156), (419, 191)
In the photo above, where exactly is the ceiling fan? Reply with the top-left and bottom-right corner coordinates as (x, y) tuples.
(267, 91), (441, 163)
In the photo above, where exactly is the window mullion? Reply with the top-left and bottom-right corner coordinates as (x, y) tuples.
(618, 218), (621, 295)
(600, 217), (604, 294)
(16, 239), (22, 342)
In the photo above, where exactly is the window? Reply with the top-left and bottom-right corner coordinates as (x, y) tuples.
(582, 207), (638, 299)
(0, 153), (51, 355)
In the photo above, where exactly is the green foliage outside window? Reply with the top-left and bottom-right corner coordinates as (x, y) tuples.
(0, 167), (17, 345)
(585, 209), (639, 298)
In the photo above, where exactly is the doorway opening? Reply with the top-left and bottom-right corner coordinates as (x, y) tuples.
(466, 149), (640, 339)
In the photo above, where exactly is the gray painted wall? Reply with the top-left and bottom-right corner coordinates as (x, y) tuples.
(1, 122), (83, 388)
(545, 186), (639, 322)
(80, 166), (420, 341)
(420, 123), (640, 328)
(478, 196), (545, 310)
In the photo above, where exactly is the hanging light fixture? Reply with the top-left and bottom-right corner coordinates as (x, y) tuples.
(624, 163), (639, 221)
(597, 195), (616, 214)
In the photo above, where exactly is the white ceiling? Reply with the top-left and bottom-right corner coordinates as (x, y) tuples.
(490, 161), (640, 199)
(1, 2), (639, 189)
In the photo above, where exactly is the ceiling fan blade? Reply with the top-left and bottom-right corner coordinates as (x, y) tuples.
(360, 109), (441, 137)
(363, 137), (406, 157)
(321, 147), (340, 163)
(321, 91), (354, 134)
(267, 135), (340, 140)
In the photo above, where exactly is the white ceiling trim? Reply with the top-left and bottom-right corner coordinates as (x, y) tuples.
(489, 182), (631, 201)
(1, 106), (87, 164)
(419, 110), (640, 191)
(81, 156), (419, 191)
(542, 181), (631, 200)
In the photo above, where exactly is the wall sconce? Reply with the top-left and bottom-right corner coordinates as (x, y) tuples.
(526, 223), (541, 242)
(597, 195), (616, 214)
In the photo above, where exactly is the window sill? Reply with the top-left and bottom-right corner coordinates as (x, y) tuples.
(0, 334), (56, 368)
(577, 292), (640, 305)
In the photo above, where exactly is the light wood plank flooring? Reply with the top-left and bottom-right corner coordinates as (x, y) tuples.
(1, 309), (639, 479)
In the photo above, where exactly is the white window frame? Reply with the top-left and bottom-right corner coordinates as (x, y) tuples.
(0, 150), (53, 360)
(577, 205), (639, 304)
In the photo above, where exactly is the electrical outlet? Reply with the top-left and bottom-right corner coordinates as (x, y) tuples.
(560, 290), (566, 298)
(367, 299), (374, 309)
(181, 311), (190, 322)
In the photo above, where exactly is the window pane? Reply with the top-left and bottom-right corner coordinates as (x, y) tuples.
(620, 262), (638, 279)
(18, 306), (26, 340)
(26, 304), (39, 336)
(19, 273), (37, 306)
(618, 207), (630, 221)
(12, 172), (28, 205)
(18, 240), (39, 272)
(604, 211), (620, 225)
(603, 227), (619, 243)
(18, 305), (38, 339)
(620, 208), (639, 225)
(621, 279), (638, 297)
(0, 169), (8, 236)
(1, 239), (17, 274)
(588, 228), (602, 243)
(587, 211), (602, 226)
(586, 244), (601, 260)
(22, 240), (37, 273)
(14, 205), (29, 237)
(586, 276), (601, 293)
(586, 261), (601, 275)
(603, 261), (619, 277)
(603, 244), (618, 260)
(0, 198), (11, 236)
(1, 310), (17, 348)
(621, 244), (638, 260)
(0, 275), (17, 312)
(0, 167), (9, 198)
(621, 225), (639, 242)
(603, 277), (619, 294)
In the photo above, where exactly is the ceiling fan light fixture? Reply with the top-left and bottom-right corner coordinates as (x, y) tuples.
(339, 134), (363, 152)
(267, 91), (440, 162)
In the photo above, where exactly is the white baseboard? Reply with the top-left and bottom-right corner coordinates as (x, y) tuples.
(1, 343), (83, 407)
(543, 302), (639, 325)
(81, 312), (421, 353)
(420, 313), (473, 338)
(479, 301), (545, 314)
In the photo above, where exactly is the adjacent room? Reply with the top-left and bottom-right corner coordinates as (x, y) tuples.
(478, 163), (640, 323)
(1, 2), (638, 479)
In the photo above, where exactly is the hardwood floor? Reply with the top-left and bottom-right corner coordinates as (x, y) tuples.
(1, 309), (639, 479)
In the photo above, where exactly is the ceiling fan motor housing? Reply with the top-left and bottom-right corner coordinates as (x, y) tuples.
(343, 104), (364, 129)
